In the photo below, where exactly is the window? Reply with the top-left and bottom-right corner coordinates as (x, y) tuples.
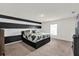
(50, 24), (57, 35)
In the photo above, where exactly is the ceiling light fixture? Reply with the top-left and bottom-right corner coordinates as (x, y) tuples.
(39, 14), (45, 18)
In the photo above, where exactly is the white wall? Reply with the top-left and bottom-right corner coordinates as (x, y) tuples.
(41, 17), (75, 41)
(4, 29), (40, 37)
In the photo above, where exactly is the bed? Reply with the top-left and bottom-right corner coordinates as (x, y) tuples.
(21, 30), (50, 49)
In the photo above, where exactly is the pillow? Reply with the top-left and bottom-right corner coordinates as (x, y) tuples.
(24, 30), (30, 36)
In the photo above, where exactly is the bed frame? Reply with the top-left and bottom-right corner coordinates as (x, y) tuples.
(21, 31), (50, 49)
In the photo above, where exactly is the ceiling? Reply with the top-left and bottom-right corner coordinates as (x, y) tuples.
(0, 3), (79, 22)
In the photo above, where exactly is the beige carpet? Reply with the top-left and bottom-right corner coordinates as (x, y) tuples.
(5, 42), (35, 56)
(5, 39), (73, 56)
(28, 39), (73, 56)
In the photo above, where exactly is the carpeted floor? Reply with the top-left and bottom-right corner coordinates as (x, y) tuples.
(5, 39), (73, 56)
(5, 42), (35, 56)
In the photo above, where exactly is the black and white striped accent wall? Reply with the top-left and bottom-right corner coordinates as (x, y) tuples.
(0, 14), (42, 44)
(0, 14), (41, 28)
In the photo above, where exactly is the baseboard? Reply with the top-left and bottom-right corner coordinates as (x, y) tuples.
(5, 40), (22, 46)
